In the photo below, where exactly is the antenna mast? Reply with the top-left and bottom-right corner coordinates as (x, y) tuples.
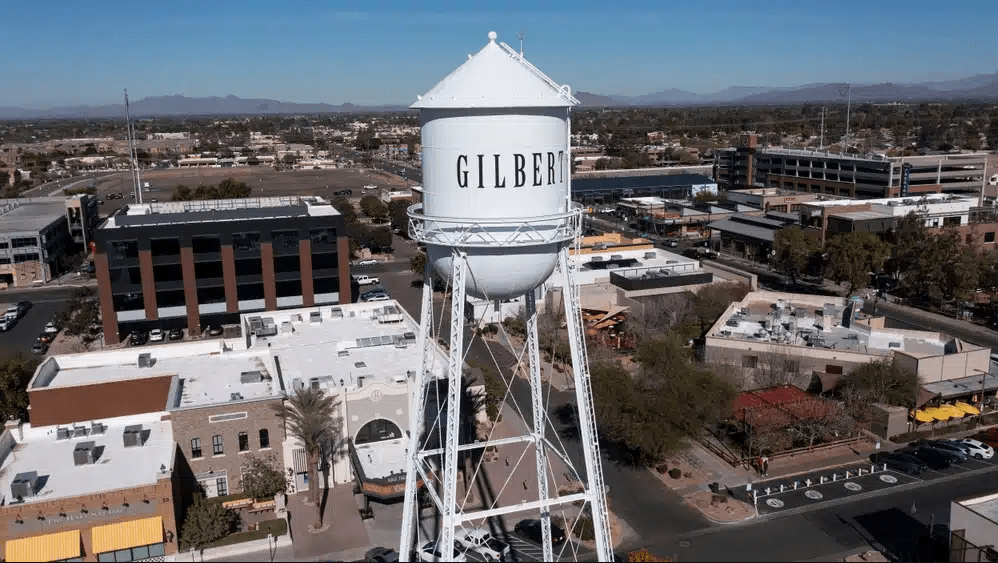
(819, 107), (825, 151)
(839, 84), (852, 154)
(518, 31), (524, 56)
(124, 89), (143, 204)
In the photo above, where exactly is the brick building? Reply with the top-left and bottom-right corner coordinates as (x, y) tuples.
(93, 196), (350, 344)
(0, 416), (188, 562)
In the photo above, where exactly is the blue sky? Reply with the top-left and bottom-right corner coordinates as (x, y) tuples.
(3, 0), (994, 107)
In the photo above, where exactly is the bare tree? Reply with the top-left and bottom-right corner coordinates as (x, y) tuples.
(626, 293), (693, 348)
(753, 346), (804, 389)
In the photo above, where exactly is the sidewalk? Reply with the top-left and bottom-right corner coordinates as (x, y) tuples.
(288, 487), (369, 560)
(494, 330), (575, 392)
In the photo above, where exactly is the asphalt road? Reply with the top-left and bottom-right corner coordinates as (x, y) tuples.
(0, 286), (79, 358)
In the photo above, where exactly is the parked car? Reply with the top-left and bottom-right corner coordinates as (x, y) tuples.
(356, 259), (379, 267)
(129, 331), (148, 346)
(971, 432), (998, 449)
(0, 318), (13, 331)
(902, 446), (953, 470)
(515, 519), (567, 545)
(414, 540), (466, 562)
(869, 452), (926, 475)
(31, 342), (48, 355)
(44, 322), (59, 334)
(148, 329), (165, 343)
(663, 238), (679, 247)
(957, 438), (995, 459)
(363, 294), (391, 302)
(37, 333), (55, 344)
(914, 440), (969, 462)
(456, 528), (511, 561)
(365, 547), (399, 563)
(168, 328), (183, 340)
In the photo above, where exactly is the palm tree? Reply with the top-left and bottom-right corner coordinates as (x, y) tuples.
(272, 387), (340, 529)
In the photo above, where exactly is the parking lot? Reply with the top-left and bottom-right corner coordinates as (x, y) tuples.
(753, 449), (998, 516)
(460, 535), (589, 562)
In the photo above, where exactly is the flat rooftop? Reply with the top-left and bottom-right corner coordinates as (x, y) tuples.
(959, 492), (998, 525)
(31, 301), (442, 409)
(708, 291), (962, 357)
(101, 195), (339, 229)
(803, 193), (977, 209)
(0, 415), (174, 506)
(0, 199), (67, 234)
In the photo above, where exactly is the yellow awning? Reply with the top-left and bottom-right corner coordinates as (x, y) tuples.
(911, 409), (934, 423)
(955, 401), (981, 415)
(91, 516), (163, 554)
(6, 529), (81, 562)
(921, 407), (951, 421)
(936, 404), (965, 418)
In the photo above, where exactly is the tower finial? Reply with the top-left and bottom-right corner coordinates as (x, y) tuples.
(517, 31), (524, 56)
(487, 31), (497, 42)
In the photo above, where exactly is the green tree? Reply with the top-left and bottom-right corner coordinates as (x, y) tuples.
(773, 227), (819, 285)
(884, 212), (928, 282)
(388, 200), (410, 234)
(331, 197), (357, 224)
(55, 288), (102, 350)
(359, 195), (388, 222)
(824, 232), (891, 296)
(180, 495), (235, 549)
(691, 283), (749, 334)
(239, 453), (288, 501)
(271, 388), (341, 529)
(409, 250), (427, 275)
(0, 355), (34, 421)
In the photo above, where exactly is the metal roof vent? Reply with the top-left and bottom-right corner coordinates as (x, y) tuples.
(11, 472), (37, 500)
(354, 362), (367, 368)
(610, 254), (623, 260)
(73, 441), (98, 465)
(591, 256), (604, 262)
(338, 350), (349, 357)
(644, 252), (656, 260)
(56, 427), (71, 441)
(72, 426), (88, 439)
(91, 421), (106, 435)
(240, 371), (265, 384)
(137, 353), (154, 368)
(309, 311), (322, 323)
(230, 392), (244, 401)
(122, 425), (145, 448)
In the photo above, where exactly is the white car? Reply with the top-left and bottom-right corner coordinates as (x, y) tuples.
(959, 438), (995, 459)
(456, 528), (510, 561)
(353, 275), (380, 286)
(356, 259), (379, 267)
(148, 329), (165, 343)
(44, 322), (59, 334)
(415, 541), (466, 562)
(363, 294), (390, 302)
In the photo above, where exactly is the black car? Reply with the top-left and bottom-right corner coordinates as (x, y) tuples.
(31, 342), (48, 355)
(515, 519), (566, 545)
(129, 331), (148, 346)
(914, 439), (969, 462)
(365, 547), (399, 562)
(168, 328), (183, 340)
(903, 446), (953, 470)
(869, 452), (926, 475)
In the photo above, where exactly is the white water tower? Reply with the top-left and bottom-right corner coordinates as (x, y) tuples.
(400, 32), (613, 561)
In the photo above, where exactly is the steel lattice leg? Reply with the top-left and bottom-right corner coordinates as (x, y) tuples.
(559, 247), (614, 561)
(440, 252), (467, 560)
(525, 290), (554, 562)
(400, 262), (437, 561)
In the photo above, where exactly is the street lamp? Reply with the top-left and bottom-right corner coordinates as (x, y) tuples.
(973, 368), (990, 415)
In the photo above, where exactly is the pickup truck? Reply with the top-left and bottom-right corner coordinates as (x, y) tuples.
(353, 275), (380, 286)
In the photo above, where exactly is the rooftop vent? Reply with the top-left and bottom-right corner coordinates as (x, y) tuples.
(56, 427), (71, 441)
(292, 378), (304, 391)
(337, 350), (349, 357)
(90, 422), (106, 435)
(591, 256), (604, 262)
(644, 252), (656, 260)
(137, 353), (154, 368)
(309, 311), (322, 323)
(610, 254), (624, 260)
(72, 426), (88, 439)
(10, 472), (37, 500)
(309, 378), (320, 391)
(74, 441), (98, 465)
(330, 307), (344, 319)
(355, 362), (367, 368)
(230, 392), (244, 401)
(403, 331), (416, 340)
(122, 425), (145, 448)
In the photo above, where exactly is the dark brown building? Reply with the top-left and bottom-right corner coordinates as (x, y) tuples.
(94, 196), (350, 344)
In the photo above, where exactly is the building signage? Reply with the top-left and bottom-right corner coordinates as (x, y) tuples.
(456, 152), (566, 188)
(900, 163), (912, 197)
(41, 507), (126, 526)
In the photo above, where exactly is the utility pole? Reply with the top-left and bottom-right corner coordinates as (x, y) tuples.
(819, 107), (825, 151)
(840, 84), (852, 154)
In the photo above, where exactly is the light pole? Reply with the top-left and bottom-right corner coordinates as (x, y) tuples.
(973, 368), (990, 418)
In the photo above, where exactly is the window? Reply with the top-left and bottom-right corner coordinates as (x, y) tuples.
(238, 432), (249, 452)
(742, 355), (758, 369)
(825, 364), (843, 375)
(96, 544), (164, 562)
(191, 438), (202, 458)
(216, 477), (228, 497)
(259, 429), (270, 449)
(212, 434), (223, 455)
(987, 232), (996, 243)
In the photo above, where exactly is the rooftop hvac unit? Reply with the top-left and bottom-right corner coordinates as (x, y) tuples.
(73, 441), (97, 465)
(330, 307), (344, 318)
(122, 425), (145, 448)
(137, 353), (153, 368)
(72, 426), (88, 439)
(357, 376), (366, 389)
(56, 427), (71, 440)
(309, 311), (322, 323)
(644, 251), (656, 260)
(591, 256), (604, 262)
(610, 254), (624, 260)
(10, 472), (37, 500)
(240, 370), (265, 384)
(230, 392), (244, 401)
(310, 377), (320, 390)
(91, 422), (106, 435)
(292, 378), (304, 391)
(403, 331), (416, 340)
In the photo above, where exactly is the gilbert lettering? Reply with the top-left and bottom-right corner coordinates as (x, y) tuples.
(455, 153), (565, 189)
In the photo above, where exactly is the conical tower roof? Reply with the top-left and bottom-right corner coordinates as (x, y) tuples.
(411, 31), (578, 109)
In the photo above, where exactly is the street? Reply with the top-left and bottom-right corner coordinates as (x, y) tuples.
(0, 286), (81, 358)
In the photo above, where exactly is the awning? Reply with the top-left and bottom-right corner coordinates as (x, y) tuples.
(91, 516), (163, 554)
(955, 401), (981, 415)
(6, 529), (81, 562)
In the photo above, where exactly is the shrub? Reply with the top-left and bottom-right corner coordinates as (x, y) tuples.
(572, 515), (595, 541)
(656, 464), (669, 474)
(180, 495), (236, 549)
(668, 468), (682, 479)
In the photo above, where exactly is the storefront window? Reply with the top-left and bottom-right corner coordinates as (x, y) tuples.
(96, 543), (164, 562)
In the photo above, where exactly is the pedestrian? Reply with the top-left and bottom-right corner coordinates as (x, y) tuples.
(522, 480), (528, 491)
(762, 456), (769, 477)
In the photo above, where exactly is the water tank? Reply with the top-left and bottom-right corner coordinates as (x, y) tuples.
(411, 32), (578, 301)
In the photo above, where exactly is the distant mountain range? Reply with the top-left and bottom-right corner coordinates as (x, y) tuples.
(578, 72), (998, 107)
(2, 72), (997, 119)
